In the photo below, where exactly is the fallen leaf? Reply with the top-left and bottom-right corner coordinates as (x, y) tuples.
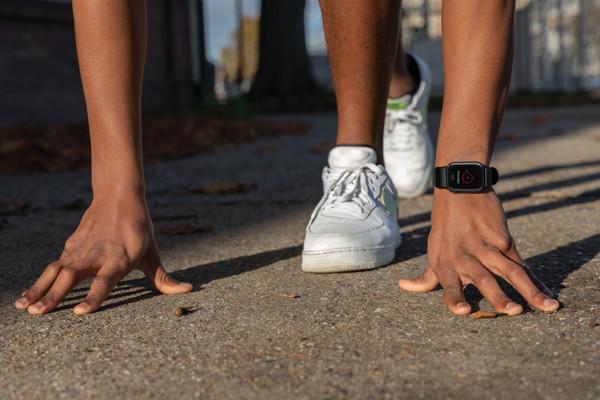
(529, 114), (548, 125)
(254, 145), (280, 153)
(290, 353), (310, 359)
(498, 132), (519, 141)
(0, 201), (30, 212)
(190, 181), (251, 195)
(309, 140), (333, 153)
(471, 311), (507, 319)
(156, 225), (212, 235)
(470, 329), (479, 333)
(152, 212), (197, 221)
(278, 293), (300, 299)
(65, 198), (88, 209)
(589, 321), (598, 328)
(173, 305), (195, 317)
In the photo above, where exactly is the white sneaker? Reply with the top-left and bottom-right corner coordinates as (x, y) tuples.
(383, 52), (434, 198)
(302, 146), (401, 273)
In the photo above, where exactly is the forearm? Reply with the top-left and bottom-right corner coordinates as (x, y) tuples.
(436, 0), (515, 166)
(73, 0), (147, 195)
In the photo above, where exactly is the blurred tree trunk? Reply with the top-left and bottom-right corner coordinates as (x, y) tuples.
(248, 0), (316, 100)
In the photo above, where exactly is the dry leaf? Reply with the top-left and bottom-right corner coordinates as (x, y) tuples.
(309, 140), (333, 153)
(498, 132), (519, 141)
(254, 145), (280, 153)
(156, 225), (212, 235)
(191, 181), (251, 195)
(278, 293), (300, 299)
(174, 305), (194, 317)
(290, 353), (310, 359)
(529, 114), (548, 125)
(65, 198), (88, 209)
(0, 202), (30, 215)
(471, 311), (507, 319)
(153, 212), (197, 221)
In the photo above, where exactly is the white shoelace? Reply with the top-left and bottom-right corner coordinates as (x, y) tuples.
(384, 109), (423, 152)
(322, 164), (383, 216)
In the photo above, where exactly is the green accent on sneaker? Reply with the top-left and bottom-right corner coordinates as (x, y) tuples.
(381, 186), (398, 216)
(387, 100), (409, 111)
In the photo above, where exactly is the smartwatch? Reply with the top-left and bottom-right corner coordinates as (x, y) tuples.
(433, 162), (498, 193)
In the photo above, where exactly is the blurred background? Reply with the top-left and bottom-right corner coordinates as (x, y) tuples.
(0, 0), (599, 171)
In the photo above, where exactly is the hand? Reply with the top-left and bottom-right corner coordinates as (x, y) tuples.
(399, 189), (559, 316)
(14, 192), (192, 315)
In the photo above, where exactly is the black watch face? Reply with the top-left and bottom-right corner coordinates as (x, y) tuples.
(448, 163), (485, 192)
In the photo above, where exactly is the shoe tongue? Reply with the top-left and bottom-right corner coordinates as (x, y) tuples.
(328, 146), (377, 169)
(387, 94), (413, 111)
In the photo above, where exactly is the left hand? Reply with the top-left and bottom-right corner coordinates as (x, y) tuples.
(399, 189), (559, 316)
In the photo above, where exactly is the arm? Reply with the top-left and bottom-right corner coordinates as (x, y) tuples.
(399, 0), (558, 315)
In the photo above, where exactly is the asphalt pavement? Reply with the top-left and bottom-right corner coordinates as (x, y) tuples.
(1, 106), (599, 399)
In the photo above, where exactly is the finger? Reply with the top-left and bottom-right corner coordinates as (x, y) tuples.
(399, 265), (439, 292)
(499, 245), (554, 297)
(16, 261), (64, 310)
(469, 267), (522, 316)
(74, 272), (120, 315)
(143, 263), (193, 295)
(501, 260), (559, 312)
(140, 244), (192, 294)
(27, 264), (87, 315)
(436, 265), (471, 315)
(524, 267), (554, 297)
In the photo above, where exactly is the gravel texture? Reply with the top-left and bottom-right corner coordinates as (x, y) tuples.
(1, 107), (599, 399)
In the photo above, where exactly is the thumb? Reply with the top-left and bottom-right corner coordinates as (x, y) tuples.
(399, 265), (439, 292)
(140, 244), (192, 294)
(144, 263), (193, 294)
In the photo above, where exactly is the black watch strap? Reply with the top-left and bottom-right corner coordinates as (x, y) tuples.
(433, 164), (499, 189)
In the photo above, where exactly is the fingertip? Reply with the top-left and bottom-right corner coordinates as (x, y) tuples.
(543, 298), (559, 312)
(27, 301), (44, 315)
(158, 280), (193, 295)
(398, 278), (413, 290)
(178, 282), (193, 293)
(15, 297), (28, 309)
(453, 302), (471, 315)
(74, 303), (90, 315)
(505, 301), (523, 316)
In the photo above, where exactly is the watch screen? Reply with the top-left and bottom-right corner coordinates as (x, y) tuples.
(448, 164), (484, 191)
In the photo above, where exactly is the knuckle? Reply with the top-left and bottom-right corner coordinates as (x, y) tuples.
(474, 274), (495, 288)
(443, 284), (462, 296)
(529, 289), (545, 303)
(495, 236), (514, 253)
(58, 266), (77, 280)
(84, 295), (102, 307)
(27, 285), (41, 297)
(95, 274), (115, 288)
(45, 291), (58, 303)
(47, 262), (62, 275)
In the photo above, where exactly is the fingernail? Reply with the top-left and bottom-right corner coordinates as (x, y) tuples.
(30, 301), (43, 311)
(16, 297), (27, 307)
(399, 278), (411, 284)
(75, 303), (88, 313)
(457, 302), (469, 312)
(544, 298), (558, 308)
(179, 282), (191, 286)
(506, 302), (519, 311)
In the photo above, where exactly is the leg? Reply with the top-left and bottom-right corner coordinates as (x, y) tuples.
(399, 0), (558, 315)
(319, 0), (400, 155)
(388, 15), (415, 99)
(302, 0), (402, 273)
(15, 0), (191, 315)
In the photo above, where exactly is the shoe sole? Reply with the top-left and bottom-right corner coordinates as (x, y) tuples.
(301, 236), (401, 273)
